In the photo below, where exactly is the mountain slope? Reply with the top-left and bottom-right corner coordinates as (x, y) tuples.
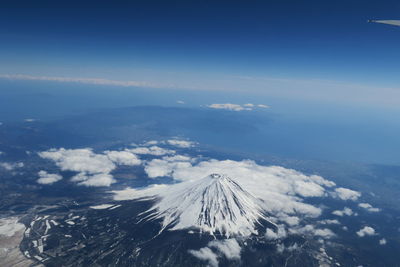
(142, 173), (275, 237)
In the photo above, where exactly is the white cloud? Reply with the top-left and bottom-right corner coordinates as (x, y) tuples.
(207, 103), (270, 111)
(314, 228), (336, 239)
(138, 139), (195, 149)
(0, 162), (14, 171)
(208, 103), (248, 111)
(276, 242), (299, 253)
(358, 203), (380, 212)
(257, 104), (270, 108)
(176, 100), (185, 104)
(0, 162), (24, 171)
(243, 103), (254, 107)
(39, 148), (115, 174)
(144, 159), (192, 178)
(265, 225), (287, 240)
(71, 172), (115, 187)
(39, 148), (141, 187)
(332, 207), (354, 217)
(142, 140), (159, 146)
(333, 187), (361, 201)
(208, 239), (241, 260)
(37, 170), (62, 185)
(166, 139), (195, 148)
(188, 247), (218, 267)
(279, 216), (300, 226)
(356, 226), (376, 237)
(379, 238), (387, 245)
(144, 155), (196, 179)
(162, 155), (193, 162)
(189, 239), (241, 266)
(289, 224), (335, 239)
(104, 150), (141, 166)
(318, 219), (340, 225)
(128, 146), (175, 156)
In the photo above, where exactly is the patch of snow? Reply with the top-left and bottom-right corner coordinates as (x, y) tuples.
(0, 217), (25, 237)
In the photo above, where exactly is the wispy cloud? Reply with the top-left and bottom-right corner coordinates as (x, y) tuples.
(0, 74), (169, 89)
(3, 73), (400, 109)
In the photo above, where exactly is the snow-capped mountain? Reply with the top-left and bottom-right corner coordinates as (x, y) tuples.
(141, 173), (275, 237)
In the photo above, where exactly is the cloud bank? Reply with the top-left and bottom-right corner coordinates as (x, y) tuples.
(113, 155), (363, 240)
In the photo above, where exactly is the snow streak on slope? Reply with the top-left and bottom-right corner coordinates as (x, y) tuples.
(126, 174), (274, 237)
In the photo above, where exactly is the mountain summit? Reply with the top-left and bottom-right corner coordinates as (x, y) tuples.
(143, 173), (274, 237)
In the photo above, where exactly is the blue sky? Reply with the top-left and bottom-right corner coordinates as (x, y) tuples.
(1, 0), (400, 109)
(1, 1), (400, 164)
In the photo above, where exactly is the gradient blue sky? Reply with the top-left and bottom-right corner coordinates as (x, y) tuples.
(1, 1), (400, 164)
(1, 0), (400, 109)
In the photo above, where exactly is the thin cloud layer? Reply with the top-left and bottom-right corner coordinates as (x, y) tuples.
(0, 74), (164, 89)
